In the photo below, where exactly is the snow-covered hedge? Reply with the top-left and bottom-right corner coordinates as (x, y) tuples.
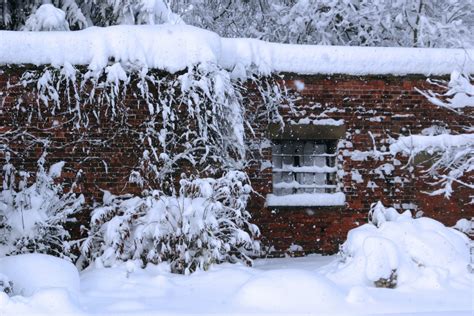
(0, 152), (84, 259)
(329, 202), (470, 288)
(80, 171), (260, 274)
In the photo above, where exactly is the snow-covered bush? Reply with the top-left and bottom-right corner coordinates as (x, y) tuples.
(80, 171), (260, 274)
(22, 4), (70, 31)
(331, 202), (470, 288)
(0, 151), (84, 259)
(104, 0), (182, 25)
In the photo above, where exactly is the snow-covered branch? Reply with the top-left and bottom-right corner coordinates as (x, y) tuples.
(412, 71), (474, 200)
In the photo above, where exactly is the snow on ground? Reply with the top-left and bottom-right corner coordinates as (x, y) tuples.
(0, 209), (472, 315)
(0, 253), (472, 315)
(0, 24), (473, 76)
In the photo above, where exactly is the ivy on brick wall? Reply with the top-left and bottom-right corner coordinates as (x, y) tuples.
(3, 63), (290, 193)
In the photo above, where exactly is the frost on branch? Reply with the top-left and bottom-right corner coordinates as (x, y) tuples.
(0, 149), (84, 259)
(80, 171), (260, 274)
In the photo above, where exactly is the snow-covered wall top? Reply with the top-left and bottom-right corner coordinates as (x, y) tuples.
(1, 24), (473, 76)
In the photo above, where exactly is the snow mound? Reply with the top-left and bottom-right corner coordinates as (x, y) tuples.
(0, 24), (473, 76)
(454, 218), (473, 234)
(235, 269), (344, 312)
(328, 202), (470, 288)
(0, 254), (80, 296)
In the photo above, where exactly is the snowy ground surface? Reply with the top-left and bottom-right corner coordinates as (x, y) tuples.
(1, 254), (472, 316)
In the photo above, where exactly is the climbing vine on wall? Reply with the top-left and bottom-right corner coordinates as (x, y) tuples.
(3, 62), (291, 193)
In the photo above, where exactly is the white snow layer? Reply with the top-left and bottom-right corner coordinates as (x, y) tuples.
(0, 211), (472, 315)
(1, 252), (472, 315)
(390, 134), (474, 155)
(0, 24), (473, 76)
(266, 192), (345, 207)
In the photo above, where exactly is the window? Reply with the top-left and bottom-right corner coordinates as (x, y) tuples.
(266, 122), (346, 207)
(271, 140), (337, 196)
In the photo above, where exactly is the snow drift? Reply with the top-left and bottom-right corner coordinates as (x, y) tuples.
(235, 269), (344, 313)
(0, 253), (80, 296)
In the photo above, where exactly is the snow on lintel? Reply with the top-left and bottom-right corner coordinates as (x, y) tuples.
(290, 118), (345, 126)
(266, 192), (346, 207)
(0, 24), (473, 76)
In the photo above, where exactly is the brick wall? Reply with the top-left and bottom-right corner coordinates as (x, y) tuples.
(1, 67), (472, 255)
(247, 74), (473, 255)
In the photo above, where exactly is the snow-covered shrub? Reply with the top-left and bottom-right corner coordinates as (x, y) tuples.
(330, 202), (470, 288)
(0, 152), (84, 259)
(367, 201), (409, 228)
(80, 171), (260, 274)
(22, 4), (70, 31)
